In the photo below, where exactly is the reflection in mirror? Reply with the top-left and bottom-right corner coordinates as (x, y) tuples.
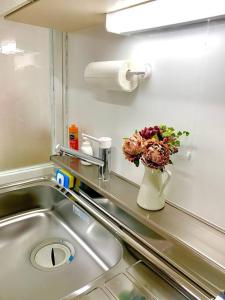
(0, 19), (52, 171)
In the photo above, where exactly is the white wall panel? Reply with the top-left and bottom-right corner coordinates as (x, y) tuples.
(67, 20), (225, 230)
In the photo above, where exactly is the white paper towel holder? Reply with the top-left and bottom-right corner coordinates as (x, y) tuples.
(84, 60), (151, 92)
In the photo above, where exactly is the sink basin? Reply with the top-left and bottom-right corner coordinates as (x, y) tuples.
(0, 184), (123, 300)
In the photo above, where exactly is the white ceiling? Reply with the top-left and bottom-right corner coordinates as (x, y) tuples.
(0, 0), (151, 16)
(0, 1), (30, 16)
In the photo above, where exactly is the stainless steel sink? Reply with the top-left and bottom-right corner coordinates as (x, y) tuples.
(0, 183), (123, 300)
(0, 179), (204, 300)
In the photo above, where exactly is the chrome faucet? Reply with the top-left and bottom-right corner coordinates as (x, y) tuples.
(55, 135), (111, 181)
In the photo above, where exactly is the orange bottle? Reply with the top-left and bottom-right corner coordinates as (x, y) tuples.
(69, 124), (79, 150)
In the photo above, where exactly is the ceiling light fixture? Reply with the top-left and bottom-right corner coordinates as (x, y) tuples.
(106, 0), (225, 35)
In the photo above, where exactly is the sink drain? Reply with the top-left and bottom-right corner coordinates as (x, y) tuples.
(30, 239), (75, 271)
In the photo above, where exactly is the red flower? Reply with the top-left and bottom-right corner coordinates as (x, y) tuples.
(139, 126), (160, 140)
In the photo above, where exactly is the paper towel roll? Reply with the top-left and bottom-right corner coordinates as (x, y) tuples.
(84, 60), (138, 92)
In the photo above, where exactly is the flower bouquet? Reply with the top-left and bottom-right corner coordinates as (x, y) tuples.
(123, 125), (189, 210)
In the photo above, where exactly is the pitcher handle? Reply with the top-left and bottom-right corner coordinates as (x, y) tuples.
(159, 170), (172, 196)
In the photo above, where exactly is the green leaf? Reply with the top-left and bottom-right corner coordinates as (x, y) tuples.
(175, 140), (181, 146)
(177, 131), (182, 136)
(183, 131), (190, 136)
(163, 132), (170, 137)
(134, 158), (140, 167)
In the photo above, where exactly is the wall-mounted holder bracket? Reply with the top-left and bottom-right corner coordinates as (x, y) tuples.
(126, 63), (151, 80)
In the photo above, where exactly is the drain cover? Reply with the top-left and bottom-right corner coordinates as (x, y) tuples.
(30, 239), (75, 271)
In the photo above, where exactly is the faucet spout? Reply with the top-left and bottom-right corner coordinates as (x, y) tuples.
(55, 144), (104, 167)
(56, 134), (112, 181)
(55, 144), (111, 181)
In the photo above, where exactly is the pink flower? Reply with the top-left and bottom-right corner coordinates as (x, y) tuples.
(141, 141), (170, 170)
(123, 133), (145, 162)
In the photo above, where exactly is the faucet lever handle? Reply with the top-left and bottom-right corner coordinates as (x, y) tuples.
(82, 134), (112, 149)
(82, 134), (99, 143)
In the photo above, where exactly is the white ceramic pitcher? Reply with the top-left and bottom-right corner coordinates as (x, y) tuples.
(137, 166), (171, 211)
